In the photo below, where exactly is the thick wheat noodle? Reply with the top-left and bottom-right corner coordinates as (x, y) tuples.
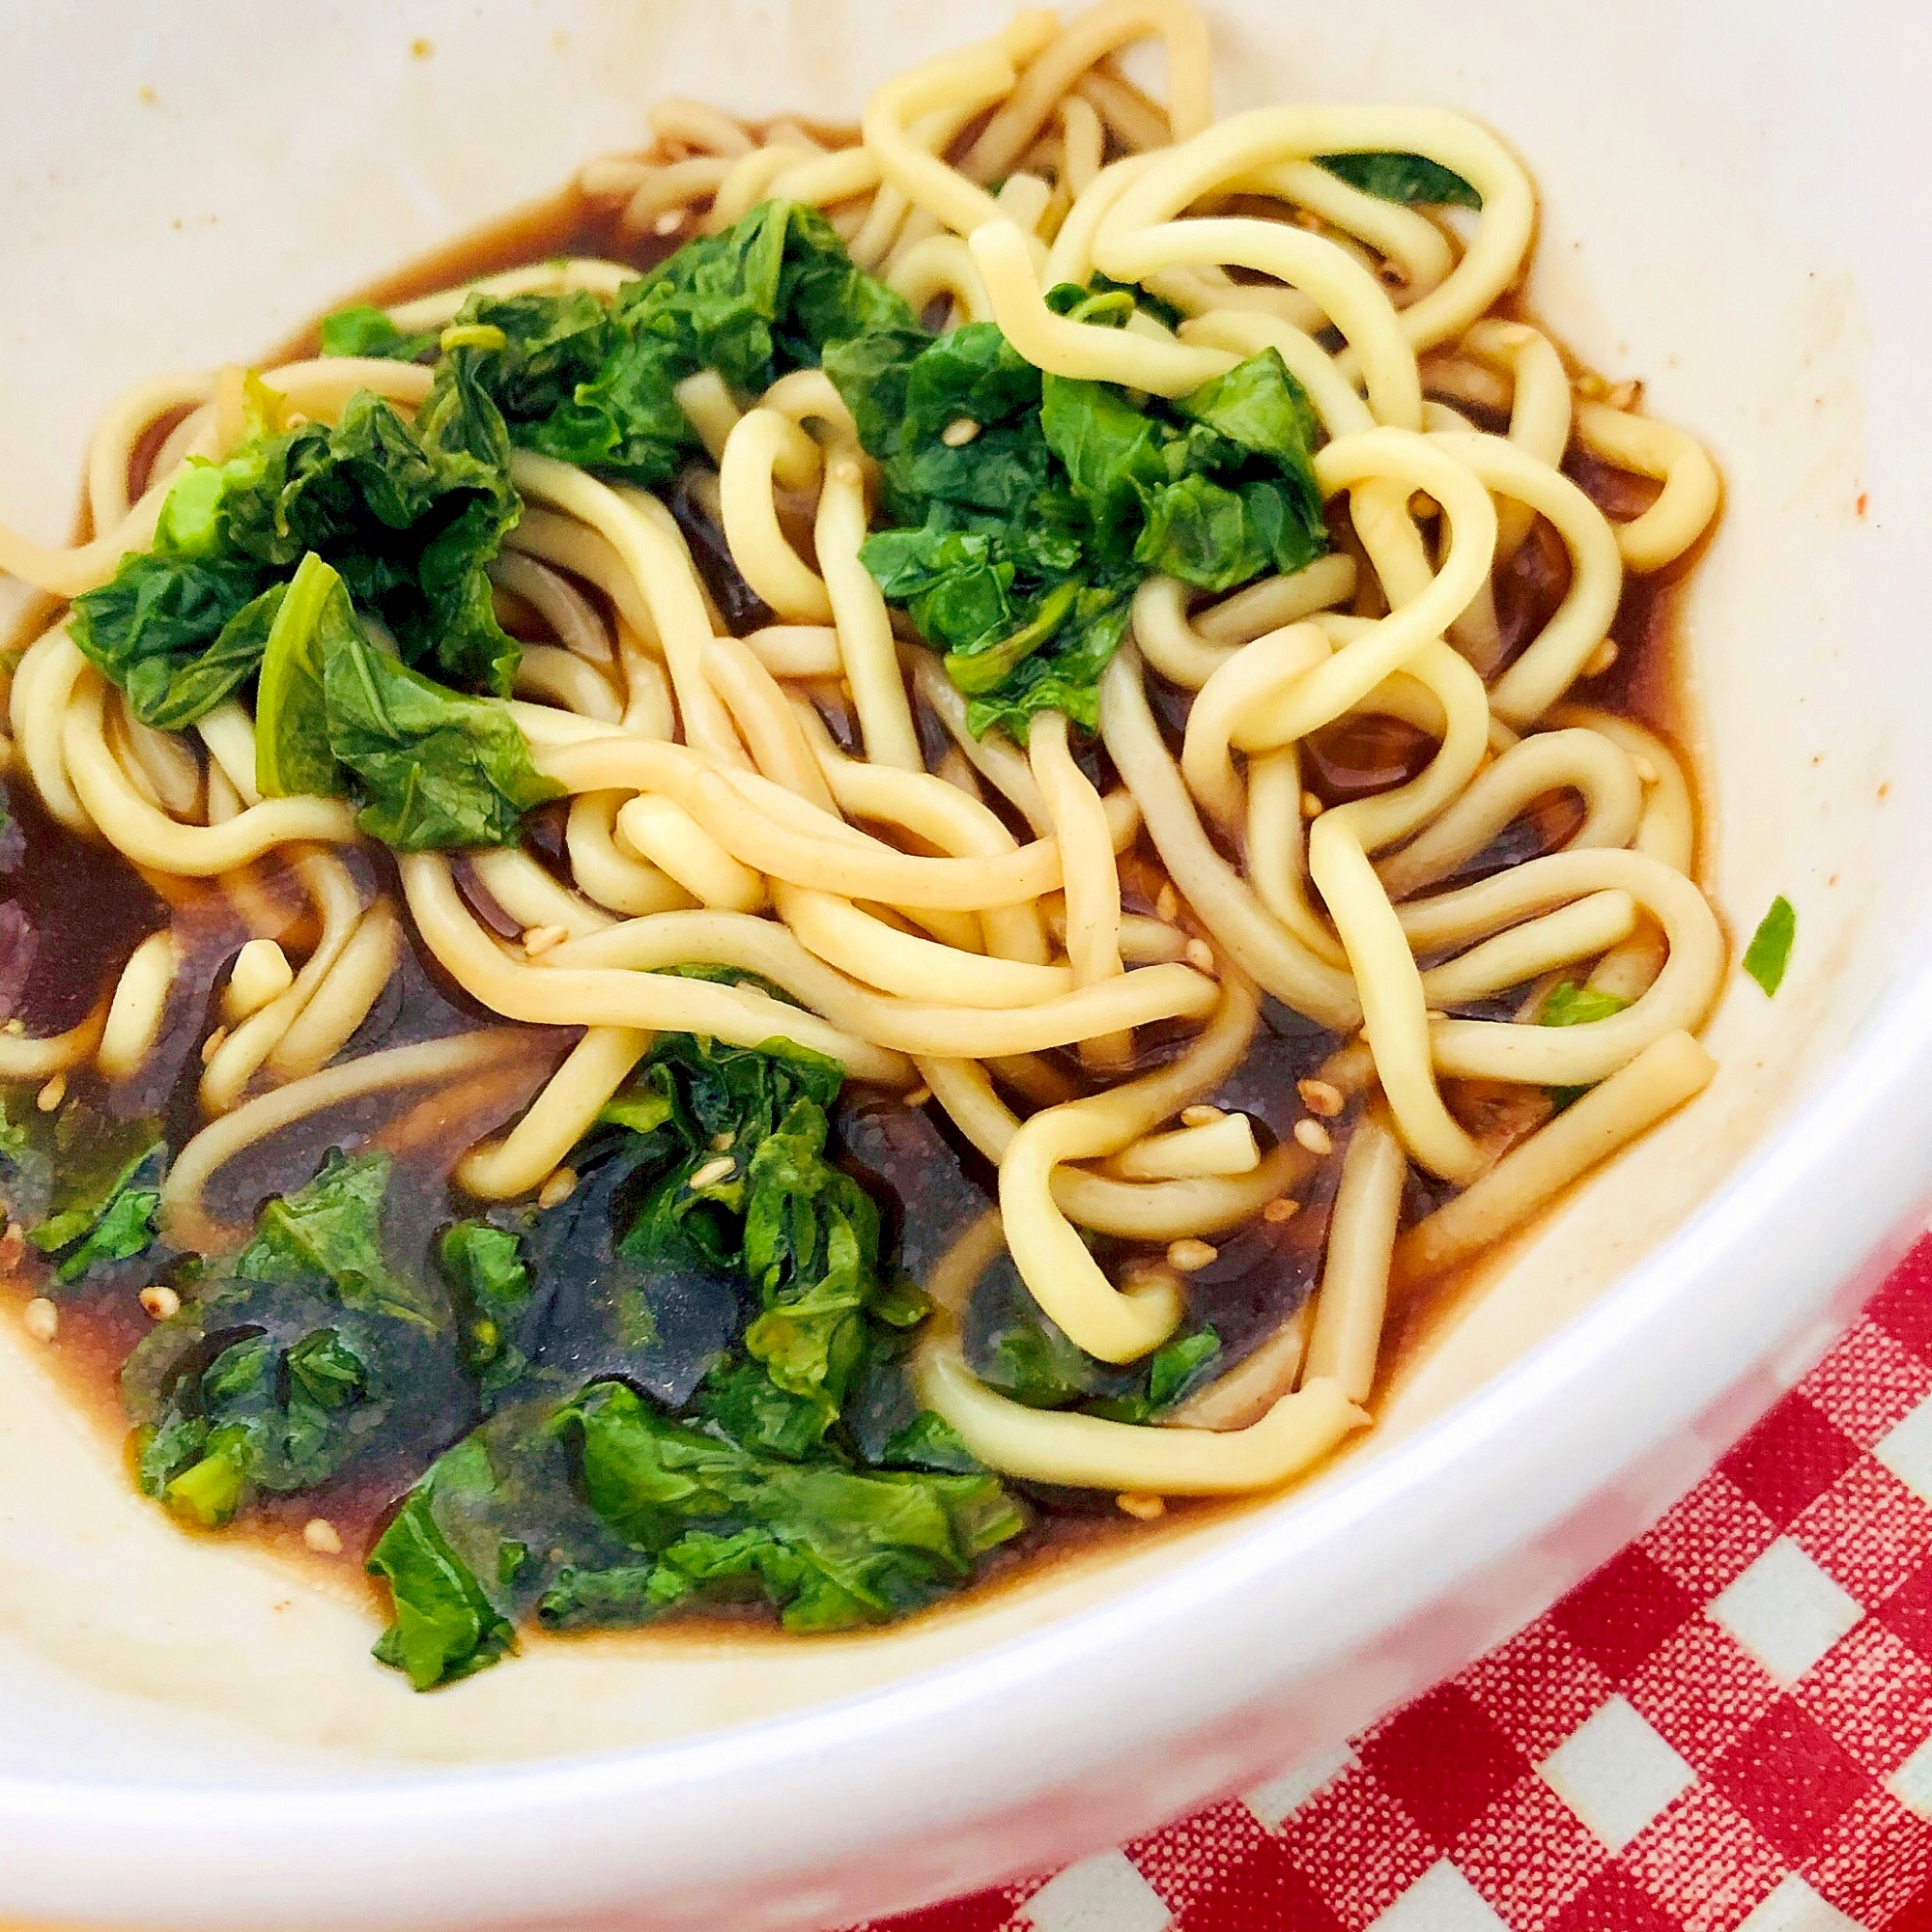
(1172, 1306), (1312, 1430)
(1300, 1116), (1406, 1403)
(64, 673), (356, 871)
(1428, 431), (1626, 724)
(1418, 891), (1637, 1008)
(1574, 401), (1721, 573)
(1401, 847), (1725, 1085)
(505, 509), (659, 644)
(470, 846), (615, 942)
(1245, 749), (1348, 968)
(861, 17), (1052, 239)
(86, 369), (214, 532)
(114, 705), (203, 818)
(908, 654), (1055, 835)
(800, 721), (1050, 965)
(765, 145), (882, 212)
(740, 625), (845, 679)
(1395, 1032), (1717, 1286)
(1129, 558), (1357, 691)
(456, 1025), (655, 1199)
(996, 980), (1263, 1361)
(199, 850), (368, 1112)
(617, 797), (767, 913)
(1180, 620), (1331, 828)
(706, 144), (814, 231)
(886, 235), (993, 325)
(513, 644), (621, 722)
(1029, 708), (1126, 1009)
(1101, 104), (1535, 363)
(531, 733), (1084, 912)
(649, 97), (755, 156)
(564, 793), (694, 918)
(509, 453), (745, 763)
(11, 627), (91, 830)
(535, 903), (1214, 1062)
(1378, 726), (1644, 901)
(816, 454), (924, 771)
(719, 410), (833, 622)
(401, 852), (910, 1080)
(490, 551), (614, 665)
(1059, 93), (1105, 195)
(1109, 1112), (1259, 1179)
(267, 900), (404, 1079)
(780, 887), (1073, 1008)
(1100, 647), (1361, 1030)
(994, 172), (1057, 241)
(702, 639), (839, 815)
(96, 931), (181, 1080)
(962, 0), (1211, 185)
(161, 1031), (538, 1252)
(1074, 66), (1174, 152)
(1459, 320), (1572, 559)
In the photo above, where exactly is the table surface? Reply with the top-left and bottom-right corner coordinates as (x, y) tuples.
(850, 1236), (1932, 1932)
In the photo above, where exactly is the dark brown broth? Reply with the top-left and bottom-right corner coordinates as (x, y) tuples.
(1, 181), (1708, 1628)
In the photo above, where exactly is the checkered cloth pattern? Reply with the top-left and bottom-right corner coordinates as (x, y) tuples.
(850, 1236), (1932, 1932)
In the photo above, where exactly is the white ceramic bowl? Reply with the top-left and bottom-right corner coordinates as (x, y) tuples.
(3, 4), (1930, 1927)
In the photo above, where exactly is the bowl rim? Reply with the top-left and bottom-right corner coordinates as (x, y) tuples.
(2, 961), (1928, 1928)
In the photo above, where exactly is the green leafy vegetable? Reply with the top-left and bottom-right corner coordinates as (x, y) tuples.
(543, 1380), (1024, 1634)
(439, 1221), (534, 1396)
(252, 552), (561, 849)
(1317, 152), (1481, 208)
(1538, 980), (1633, 1110)
(318, 305), (440, 363)
(1742, 895), (1796, 997)
(25, 1105), (163, 1285)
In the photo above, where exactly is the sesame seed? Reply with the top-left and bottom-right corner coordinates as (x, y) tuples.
(939, 417), (981, 447)
(1117, 1492), (1166, 1520)
(1301, 791), (1323, 819)
(1154, 883), (1179, 923)
(1166, 1236), (1218, 1272)
(1297, 1078), (1345, 1119)
(708, 1130), (734, 1151)
(1584, 639), (1619, 676)
(1633, 753), (1659, 783)
(904, 1085), (932, 1109)
(35, 1074), (66, 1113)
(1183, 938), (1216, 974)
(1263, 1196), (1300, 1224)
(22, 1297), (57, 1343)
(1179, 1104), (1224, 1127)
(2, 1017), (22, 1035)
(522, 923), (569, 957)
(688, 1154), (736, 1191)
(537, 1165), (579, 1208)
(138, 1285), (181, 1321)
(653, 210), (685, 237)
(1293, 1118), (1333, 1156)
(302, 1518), (344, 1556)
(200, 1026), (228, 1064)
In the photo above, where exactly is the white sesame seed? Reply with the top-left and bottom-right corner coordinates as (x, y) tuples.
(35, 1073), (65, 1113)
(1154, 883), (1179, 923)
(1584, 639), (1619, 677)
(688, 1154), (736, 1191)
(200, 1025), (229, 1064)
(1293, 1118), (1333, 1156)
(708, 1130), (734, 1151)
(138, 1285), (181, 1321)
(522, 923), (569, 957)
(537, 1165), (579, 1208)
(22, 1297), (57, 1343)
(1166, 1236), (1218, 1272)
(904, 1086), (932, 1109)
(1179, 1104), (1224, 1128)
(1183, 938), (1216, 974)
(1297, 1078), (1345, 1119)
(302, 1518), (344, 1556)
(1263, 1196), (1300, 1224)
(1117, 1492), (1166, 1520)
(1633, 753), (1659, 784)
(939, 416), (981, 447)
(2, 1017), (22, 1036)
(652, 210), (684, 237)
(1301, 791), (1324, 819)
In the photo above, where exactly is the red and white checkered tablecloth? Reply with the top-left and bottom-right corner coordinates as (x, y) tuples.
(850, 1236), (1932, 1932)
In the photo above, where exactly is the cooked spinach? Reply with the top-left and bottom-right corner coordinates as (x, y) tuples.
(1742, 895), (1796, 998)
(21, 1104), (163, 1286)
(1317, 152), (1481, 208)
(1538, 980), (1634, 1110)
(253, 553), (562, 849)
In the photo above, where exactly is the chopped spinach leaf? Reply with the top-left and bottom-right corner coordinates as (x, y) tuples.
(1742, 895), (1796, 998)
(1317, 152), (1482, 208)
(318, 305), (440, 363)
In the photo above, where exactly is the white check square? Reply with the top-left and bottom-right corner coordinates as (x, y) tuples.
(1708, 1536), (1862, 1685)
(1537, 1695), (1695, 1852)
(1023, 1850), (1172, 1932)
